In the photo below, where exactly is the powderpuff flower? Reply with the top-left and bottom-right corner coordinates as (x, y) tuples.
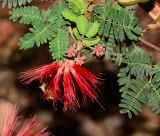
(75, 55), (86, 65)
(1, 104), (51, 136)
(19, 60), (101, 111)
(93, 44), (105, 57)
(67, 45), (77, 57)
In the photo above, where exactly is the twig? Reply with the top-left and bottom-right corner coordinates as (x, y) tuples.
(68, 26), (77, 42)
(140, 38), (160, 52)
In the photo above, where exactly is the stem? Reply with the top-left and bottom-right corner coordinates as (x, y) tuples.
(140, 38), (160, 52)
(68, 26), (77, 42)
(68, 26), (84, 52)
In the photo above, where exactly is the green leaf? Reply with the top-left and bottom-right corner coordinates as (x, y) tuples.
(49, 28), (69, 60)
(76, 15), (88, 35)
(78, 0), (87, 14)
(93, 3), (142, 41)
(9, 6), (43, 25)
(69, 0), (87, 14)
(19, 23), (53, 50)
(1, 0), (56, 8)
(86, 22), (100, 38)
(148, 64), (160, 114)
(49, 1), (67, 29)
(73, 28), (81, 40)
(2, 0), (32, 9)
(82, 37), (100, 46)
(123, 47), (152, 76)
(118, 70), (149, 118)
(94, 2), (112, 35)
(62, 8), (77, 22)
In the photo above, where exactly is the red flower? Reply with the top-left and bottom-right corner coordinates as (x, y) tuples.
(2, 105), (19, 136)
(19, 60), (101, 111)
(2, 104), (51, 136)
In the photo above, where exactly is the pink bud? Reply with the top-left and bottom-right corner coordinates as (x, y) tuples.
(93, 44), (105, 57)
(75, 56), (86, 65)
(67, 45), (77, 57)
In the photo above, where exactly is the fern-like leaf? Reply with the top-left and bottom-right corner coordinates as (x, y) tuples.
(123, 47), (152, 76)
(118, 67), (131, 92)
(86, 22), (100, 38)
(118, 57), (160, 118)
(1, 0), (52, 8)
(119, 73), (149, 118)
(148, 78), (160, 114)
(1, 0), (32, 9)
(48, 1), (68, 60)
(9, 1), (68, 60)
(148, 64), (160, 114)
(19, 23), (53, 49)
(49, 0), (67, 31)
(104, 27), (126, 65)
(93, 3), (142, 41)
(49, 28), (69, 60)
(9, 6), (44, 25)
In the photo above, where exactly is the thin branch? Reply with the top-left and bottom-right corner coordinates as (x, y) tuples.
(140, 38), (160, 52)
(68, 26), (77, 42)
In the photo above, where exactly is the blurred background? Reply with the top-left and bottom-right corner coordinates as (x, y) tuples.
(0, 0), (160, 136)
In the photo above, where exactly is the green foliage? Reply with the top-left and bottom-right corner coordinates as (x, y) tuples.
(118, 68), (148, 118)
(82, 37), (100, 46)
(117, 47), (160, 118)
(1, 0), (32, 9)
(69, 0), (87, 14)
(9, 1), (69, 60)
(62, 8), (77, 22)
(123, 47), (152, 76)
(19, 23), (53, 49)
(49, 28), (69, 60)
(62, 1), (100, 46)
(148, 63), (160, 114)
(76, 15), (88, 35)
(105, 46), (124, 65)
(104, 27), (124, 65)
(93, 2), (142, 41)
(118, 66), (160, 118)
(7, 0), (160, 119)
(86, 22), (100, 38)
(9, 6), (43, 25)
(1, 0), (51, 9)
(73, 28), (81, 39)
